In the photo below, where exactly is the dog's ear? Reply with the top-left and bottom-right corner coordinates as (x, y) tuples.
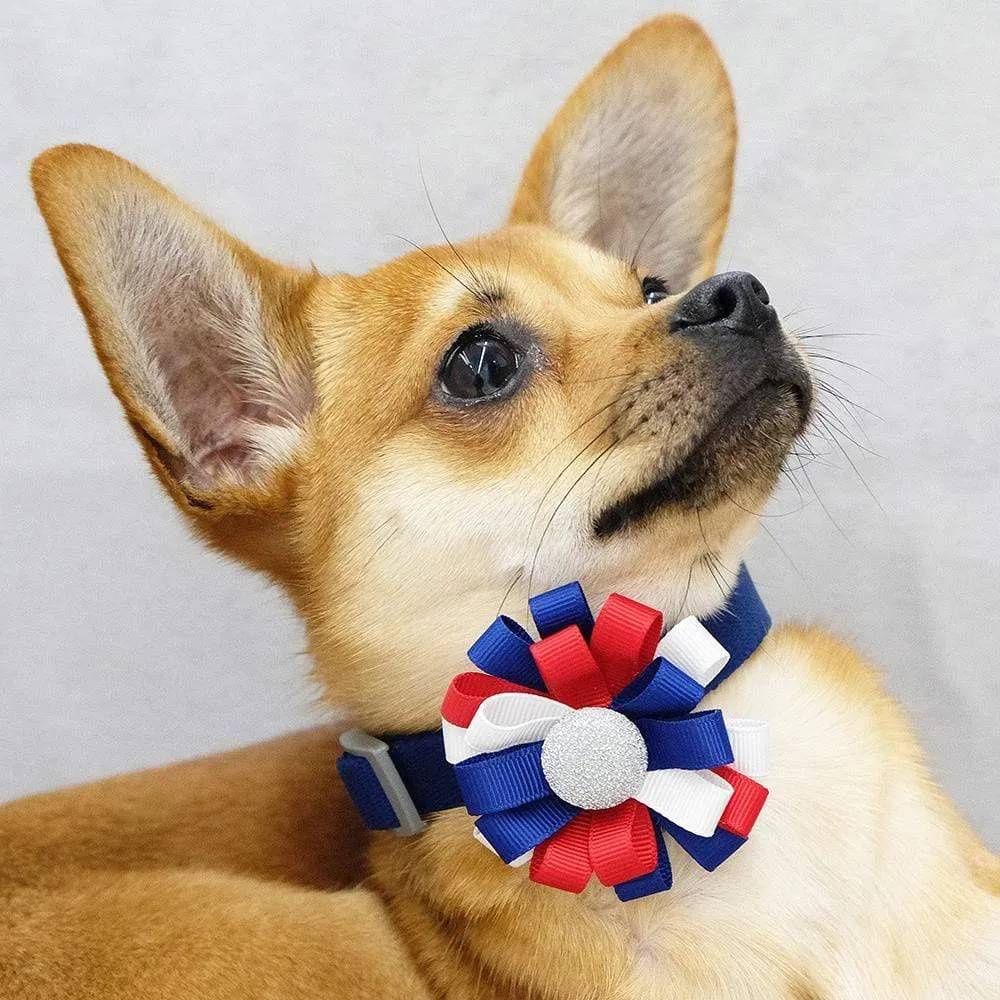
(510, 15), (736, 293)
(32, 145), (316, 568)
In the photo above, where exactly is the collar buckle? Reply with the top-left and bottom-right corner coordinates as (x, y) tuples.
(339, 728), (427, 836)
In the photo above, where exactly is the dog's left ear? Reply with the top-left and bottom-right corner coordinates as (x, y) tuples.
(510, 15), (736, 293)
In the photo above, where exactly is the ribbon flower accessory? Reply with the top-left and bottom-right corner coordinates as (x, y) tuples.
(441, 582), (769, 900)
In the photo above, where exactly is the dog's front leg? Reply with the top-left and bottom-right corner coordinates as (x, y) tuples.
(0, 870), (430, 999)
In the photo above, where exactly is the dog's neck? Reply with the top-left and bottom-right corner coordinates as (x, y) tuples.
(305, 515), (760, 737)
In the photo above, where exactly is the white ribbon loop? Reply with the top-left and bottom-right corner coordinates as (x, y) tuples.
(442, 718), (476, 765)
(466, 693), (572, 755)
(655, 617), (730, 687)
(725, 718), (769, 778)
(442, 693), (570, 764)
(635, 768), (734, 837)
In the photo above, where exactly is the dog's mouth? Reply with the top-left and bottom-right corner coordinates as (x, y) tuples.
(593, 374), (811, 538)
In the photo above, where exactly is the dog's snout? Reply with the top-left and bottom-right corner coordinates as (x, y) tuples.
(670, 271), (777, 337)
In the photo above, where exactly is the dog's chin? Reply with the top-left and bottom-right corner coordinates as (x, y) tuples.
(592, 380), (808, 538)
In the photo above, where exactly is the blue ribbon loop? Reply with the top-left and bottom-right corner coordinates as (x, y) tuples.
(702, 565), (771, 692)
(612, 656), (706, 718)
(475, 796), (580, 863)
(638, 711), (734, 771)
(614, 824), (673, 901)
(467, 616), (545, 689)
(529, 582), (595, 639)
(659, 817), (747, 871)
(454, 742), (550, 815)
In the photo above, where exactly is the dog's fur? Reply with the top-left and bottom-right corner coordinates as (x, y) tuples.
(5, 15), (998, 998)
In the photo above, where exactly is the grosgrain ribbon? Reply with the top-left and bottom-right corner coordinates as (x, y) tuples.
(530, 626), (611, 709)
(589, 594), (663, 694)
(441, 580), (771, 901)
(529, 799), (660, 892)
(465, 692), (571, 754)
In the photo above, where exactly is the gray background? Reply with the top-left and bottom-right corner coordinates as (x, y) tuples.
(2, 1), (997, 848)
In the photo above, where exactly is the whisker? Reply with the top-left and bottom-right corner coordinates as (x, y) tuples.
(813, 408), (881, 458)
(392, 234), (480, 299)
(527, 414), (625, 541)
(787, 321), (833, 338)
(803, 350), (882, 381)
(340, 516), (396, 562)
(808, 364), (854, 388)
(325, 524), (402, 611)
(759, 522), (807, 581)
(799, 462), (851, 542)
(695, 514), (731, 603)
(780, 305), (819, 323)
(811, 376), (882, 422)
(629, 202), (674, 272)
(496, 567), (524, 618)
(798, 331), (876, 340)
(530, 378), (649, 469)
(723, 484), (803, 519)
(418, 161), (492, 301)
(673, 558), (697, 624)
(531, 403), (621, 471)
(562, 370), (640, 386)
(778, 465), (809, 506)
(813, 414), (884, 509)
(358, 526), (400, 572)
(526, 436), (622, 605)
(815, 390), (870, 438)
(596, 105), (607, 255)
(584, 427), (634, 513)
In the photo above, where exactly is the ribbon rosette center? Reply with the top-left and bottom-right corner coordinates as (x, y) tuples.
(540, 708), (647, 810)
(440, 580), (770, 901)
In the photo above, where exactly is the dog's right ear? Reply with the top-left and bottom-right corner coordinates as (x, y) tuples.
(32, 145), (316, 572)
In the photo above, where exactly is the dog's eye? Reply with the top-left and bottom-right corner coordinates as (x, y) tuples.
(641, 275), (670, 305)
(439, 325), (522, 401)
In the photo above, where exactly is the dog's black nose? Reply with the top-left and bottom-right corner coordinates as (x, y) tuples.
(670, 271), (777, 336)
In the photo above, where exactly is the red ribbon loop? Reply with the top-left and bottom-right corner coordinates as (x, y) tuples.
(529, 626), (611, 709)
(712, 765), (769, 838)
(588, 800), (659, 886)
(529, 813), (593, 893)
(441, 672), (542, 727)
(589, 593), (663, 695)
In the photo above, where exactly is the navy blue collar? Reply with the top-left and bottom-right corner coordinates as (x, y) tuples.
(338, 564), (771, 834)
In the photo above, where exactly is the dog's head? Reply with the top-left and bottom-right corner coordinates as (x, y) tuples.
(33, 16), (811, 730)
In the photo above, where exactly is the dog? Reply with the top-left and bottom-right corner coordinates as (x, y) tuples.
(4, 13), (998, 999)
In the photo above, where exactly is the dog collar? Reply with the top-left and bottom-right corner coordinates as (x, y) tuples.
(338, 564), (771, 901)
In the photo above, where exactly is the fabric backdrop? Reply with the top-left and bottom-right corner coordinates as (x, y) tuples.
(2, 0), (997, 849)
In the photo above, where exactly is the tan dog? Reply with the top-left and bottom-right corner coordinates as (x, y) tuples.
(4, 14), (998, 999)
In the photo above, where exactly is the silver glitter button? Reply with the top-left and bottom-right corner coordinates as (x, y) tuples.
(540, 708), (648, 810)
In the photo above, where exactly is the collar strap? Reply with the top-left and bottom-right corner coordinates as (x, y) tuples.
(337, 564), (770, 835)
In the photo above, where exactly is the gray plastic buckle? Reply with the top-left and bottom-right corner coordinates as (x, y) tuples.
(339, 728), (427, 837)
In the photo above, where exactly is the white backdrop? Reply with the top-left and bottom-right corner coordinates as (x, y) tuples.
(2, 1), (997, 849)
